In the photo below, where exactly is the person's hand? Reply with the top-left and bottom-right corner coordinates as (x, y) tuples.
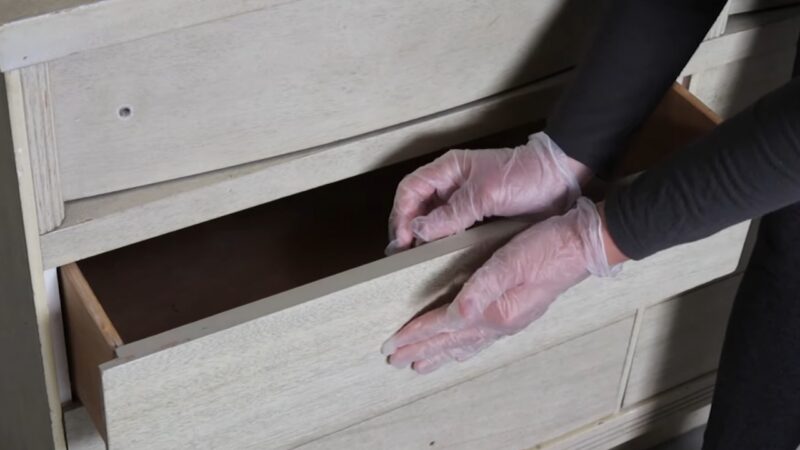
(381, 198), (620, 374)
(386, 132), (592, 254)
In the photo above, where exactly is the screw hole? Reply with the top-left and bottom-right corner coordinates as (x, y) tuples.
(118, 106), (132, 119)
(429, 441), (435, 447)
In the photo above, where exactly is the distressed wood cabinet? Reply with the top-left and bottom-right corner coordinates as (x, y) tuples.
(0, 1), (795, 449)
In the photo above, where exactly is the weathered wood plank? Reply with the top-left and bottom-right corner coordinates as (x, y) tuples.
(19, 63), (64, 233)
(40, 73), (569, 268)
(543, 375), (717, 450)
(0, 71), (64, 449)
(47, 0), (601, 200)
(93, 219), (746, 449)
(297, 318), (633, 450)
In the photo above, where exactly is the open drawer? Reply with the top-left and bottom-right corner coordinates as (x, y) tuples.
(60, 85), (749, 449)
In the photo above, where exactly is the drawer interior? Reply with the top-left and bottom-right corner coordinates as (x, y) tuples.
(60, 84), (719, 440)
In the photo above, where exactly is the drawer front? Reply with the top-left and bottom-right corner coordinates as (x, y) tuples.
(89, 221), (748, 449)
(297, 317), (634, 450)
(46, 0), (601, 200)
(687, 46), (796, 118)
(623, 275), (742, 407)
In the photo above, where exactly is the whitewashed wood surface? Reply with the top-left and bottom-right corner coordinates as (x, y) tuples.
(91, 220), (746, 449)
(623, 275), (742, 407)
(47, 0), (600, 200)
(297, 318), (633, 450)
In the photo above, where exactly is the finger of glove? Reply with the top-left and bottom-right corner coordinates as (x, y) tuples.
(381, 305), (463, 357)
(410, 185), (484, 243)
(411, 353), (451, 375)
(387, 326), (492, 369)
(387, 151), (469, 253)
(481, 283), (556, 334)
(449, 243), (525, 324)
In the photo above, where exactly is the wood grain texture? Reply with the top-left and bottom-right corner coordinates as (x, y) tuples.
(297, 318), (634, 450)
(688, 46), (796, 118)
(61, 264), (122, 439)
(47, 0), (602, 200)
(612, 405), (710, 450)
(0, 72), (64, 449)
(60, 377), (715, 450)
(0, 0), (305, 70)
(40, 73), (569, 269)
(19, 63), (64, 233)
(622, 275), (742, 407)
(543, 374), (717, 450)
(92, 220), (747, 449)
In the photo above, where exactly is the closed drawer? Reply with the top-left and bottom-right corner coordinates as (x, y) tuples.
(40, 0), (602, 202)
(60, 86), (749, 449)
(623, 275), (742, 407)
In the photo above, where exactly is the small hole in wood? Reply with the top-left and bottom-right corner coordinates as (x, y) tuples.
(118, 106), (133, 119)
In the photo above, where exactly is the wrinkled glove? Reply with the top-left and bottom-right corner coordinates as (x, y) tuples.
(381, 198), (619, 374)
(386, 132), (589, 254)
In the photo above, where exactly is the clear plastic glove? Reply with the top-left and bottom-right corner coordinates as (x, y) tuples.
(381, 198), (619, 374)
(386, 132), (591, 255)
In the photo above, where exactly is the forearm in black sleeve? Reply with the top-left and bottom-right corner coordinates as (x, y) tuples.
(545, 0), (727, 176)
(606, 77), (800, 260)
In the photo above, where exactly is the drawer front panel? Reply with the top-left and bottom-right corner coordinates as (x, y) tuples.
(297, 318), (633, 450)
(48, 0), (601, 200)
(623, 275), (742, 407)
(96, 221), (748, 449)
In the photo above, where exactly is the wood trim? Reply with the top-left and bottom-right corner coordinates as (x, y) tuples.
(61, 263), (122, 440)
(0, 71), (65, 449)
(0, 0), (293, 71)
(19, 63), (64, 234)
(40, 71), (570, 269)
(542, 374), (717, 449)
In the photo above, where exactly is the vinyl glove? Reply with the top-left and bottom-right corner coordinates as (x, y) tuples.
(381, 198), (619, 374)
(386, 132), (591, 254)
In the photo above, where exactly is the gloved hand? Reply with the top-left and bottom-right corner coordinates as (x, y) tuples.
(386, 132), (591, 254)
(381, 198), (619, 374)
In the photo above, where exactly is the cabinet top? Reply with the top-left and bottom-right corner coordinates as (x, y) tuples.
(0, 0), (286, 71)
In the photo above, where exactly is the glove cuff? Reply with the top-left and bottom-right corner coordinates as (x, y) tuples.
(529, 132), (582, 210)
(575, 197), (622, 278)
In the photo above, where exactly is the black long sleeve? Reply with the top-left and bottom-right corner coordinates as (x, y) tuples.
(607, 78), (800, 259)
(545, 0), (800, 260)
(546, 0), (727, 176)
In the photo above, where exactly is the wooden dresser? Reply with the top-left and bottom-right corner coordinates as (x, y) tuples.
(0, 1), (797, 449)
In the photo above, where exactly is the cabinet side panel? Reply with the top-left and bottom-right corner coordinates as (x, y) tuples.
(0, 72), (64, 448)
